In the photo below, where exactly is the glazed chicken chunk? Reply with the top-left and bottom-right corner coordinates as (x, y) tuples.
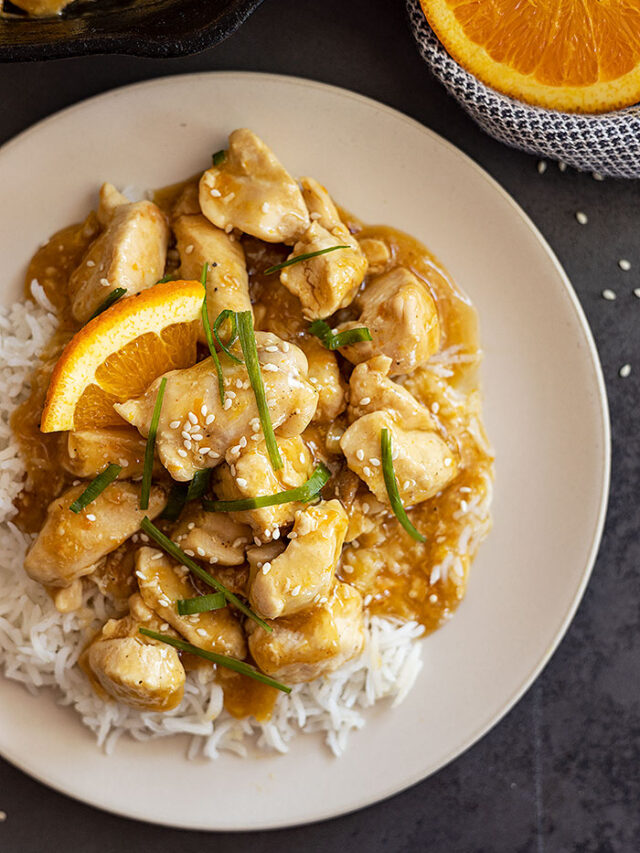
(84, 594), (185, 712)
(135, 548), (246, 658)
(248, 582), (365, 683)
(114, 333), (318, 481)
(199, 129), (309, 244)
(68, 183), (169, 324)
(338, 267), (440, 375)
(59, 427), (151, 480)
(340, 410), (457, 507)
(214, 435), (315, 538)
(297, 337), (347, 423)
(173, 506), (251, 566)
(248, 500), (348, 620)
(174, 213), (252, 328)
(347, 355), (435, 429)
(23, 482), (166, 588)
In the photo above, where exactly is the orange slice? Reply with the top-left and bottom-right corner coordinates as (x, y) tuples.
(419, 0), (640, 113)
(41, 280), (203, 432)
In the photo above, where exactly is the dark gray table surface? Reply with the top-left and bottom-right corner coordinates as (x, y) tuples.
(0, 1), (638, 850)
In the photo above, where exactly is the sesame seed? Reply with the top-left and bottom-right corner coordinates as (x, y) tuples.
(86, 260), (95, 267)
(272, 528), (281, 540)
(403, 480), (412, 490)
(86, 513), (96, 521)
(634, 288), (640, 298)
(200, 404), (208, 416)
(181, 430), (191, 440)
(185, 244), (194, 254)
(205, 413), (216, 424)
(288, 531), (298, 539)
(360, 396), (371, 405)
(460, 500), (469, 512)
(183, 422), (192, 433)
(184, 440), (192, 450)
(191, 433), (203, 441)
(299, 453), (306, 464)
(236, 477), (248, 488)
(208, 449), (219, 458)
(592, 172), (605, 181)
(160, 622), (169, 630)
(282, 342), (290, 352)
(262, 562), (271, 575)
(602, 289), (616, 301)
(199, 446), (211, 454)
(188, 412), (198, 424)
(140, 534), (149, 543)
(370, 457), (380, 466)
(575, 211), (588, 225)
(100, 277), (109, 286)
(558, 160), (567, 172)
(184, 549), (195, 557)
(178, 449), (188, 457)
(135, 571), (145, 579)
(619, 363), (632, 378)
(265, 345), (278, 352)
(239, 436), (247, 448)
(537, 160), (547, 174)
(291, 585), (301, 596)
(223, 398), (232, 410)
(459, 486), (472, 493)
(187, 522), (195, 530)
(431, 402), (440, 413)
(197, 628), (207, 637)
(151, 552), (163, 560)
(619, 259), (631, 271)
(196, 547), (205, 556)
(444, 458), (453, 467)
(254, 536), (262, 546)
(363, 466), (373, 477)
(356, 449), (364, 461)
(226, 390), (237, 399)
(263, 363), (278, 372)
(223, 192), (236, 203)
(225, 224), (233, 233)
(209, 556), (218, 564)
(210, 188), (221, 197)
(429, 594), (438, 604)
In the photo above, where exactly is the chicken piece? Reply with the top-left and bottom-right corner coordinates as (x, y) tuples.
(340, 410), (457, 507)
(23, 482), (166, 589)
(348, 356), (434, 429)
(279, 222), (367, 320)
(338, 267), (440, 376)
(297, 337), (347, 423)
(59, 427), (153, 480)
(97, 183), (129, 225)
(249, 500), (348, 620)
(199, 129), (309, 244)
(173, 506), (251, 566)
(69, 185), (169, 323)
(84, 594), (185, 712)
(248, 582), (364, 683)
(115, 334), (318, 482)
(174, 214), (252, 336)
(358, 237), (391, 275)
(213, 436), (315, 538)
(135, 547), (246, 658)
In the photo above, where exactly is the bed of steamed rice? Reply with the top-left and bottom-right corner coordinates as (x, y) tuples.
(0, 290), (491, 758)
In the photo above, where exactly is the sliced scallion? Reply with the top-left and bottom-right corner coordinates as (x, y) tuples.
(264, 245), (350, 275)
(139, 627), (289, 693)
(200, 263), (226, 405)
(88, 287), (127, 321)
(69, 464), (122, 513)
(235, 310), (282, 471)
(213, 309), (242, 364)
(140, 377), (167, 511)
(176, 592), (226, 615)
(380, 428), (426, 543)
(160, 481), (189, 522)
(309, 319), (372, 351)
(186, 469), (211, 502)
(141, 517), (271, 632)
(203, 463), (330, 513)
(212, 150), (226, 167)
(157, 273), (175, 284)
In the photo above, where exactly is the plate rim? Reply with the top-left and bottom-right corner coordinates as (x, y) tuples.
(0, 71), (611, 831)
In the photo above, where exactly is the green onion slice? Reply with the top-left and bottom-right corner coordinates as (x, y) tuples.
(88, 287), (127, 321)
(69, 464), (122, 513)
(140, 377), (167, 511)
(200, 263), (226, 404)
(212, 150), (226, 167)
(380, 428), (426, 543)
(160, 481), (189, 522)
(212, 309), (242, 364)
(203, 463), (330, 513)
(141, 517), (271, 632)
(308, 319), (372, 351)
(139, 627), (289, 693)
(156, 273), (175, 284)
(176, 592), (226, 615)
(264, 245), (350, 276)
(186, 469), (211, 502)
(235, 310), (282, 471)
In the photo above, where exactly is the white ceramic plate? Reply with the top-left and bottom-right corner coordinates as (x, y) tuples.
(0, 73), (609, 830)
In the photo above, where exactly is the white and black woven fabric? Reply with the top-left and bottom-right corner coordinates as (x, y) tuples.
(407, 0), (640, 179)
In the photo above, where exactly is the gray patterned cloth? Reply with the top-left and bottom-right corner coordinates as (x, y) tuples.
(406, 0), (640, 179)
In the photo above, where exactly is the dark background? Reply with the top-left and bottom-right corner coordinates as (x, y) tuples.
(1, 1), (639, 850)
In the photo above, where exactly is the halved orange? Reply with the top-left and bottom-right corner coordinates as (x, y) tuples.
(41, 280), (203, 432)
(420, 0), (640, 113)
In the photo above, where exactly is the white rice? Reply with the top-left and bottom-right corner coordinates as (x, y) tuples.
(0, 295), (429, 758)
